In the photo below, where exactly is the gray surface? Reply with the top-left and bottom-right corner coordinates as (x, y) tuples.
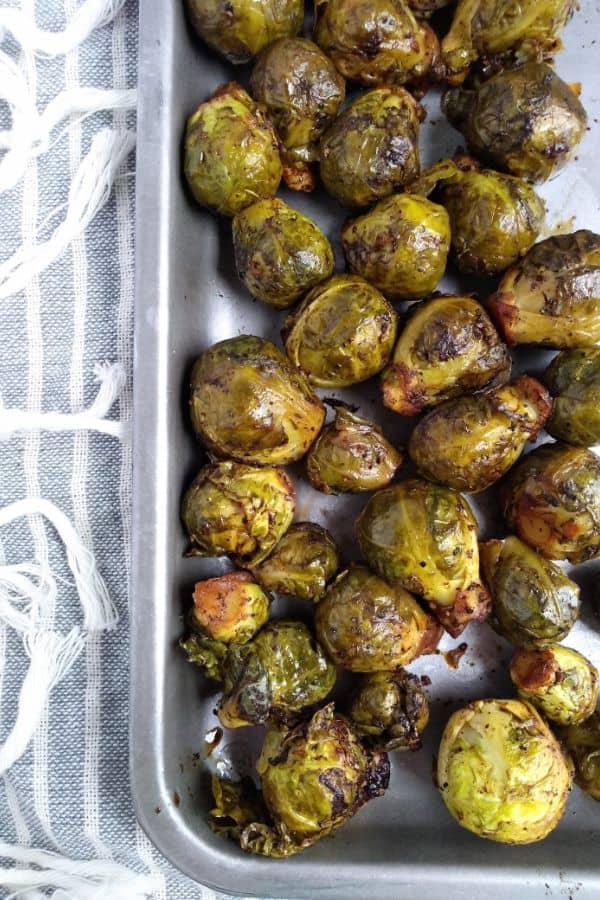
(132, 0), (600, 895)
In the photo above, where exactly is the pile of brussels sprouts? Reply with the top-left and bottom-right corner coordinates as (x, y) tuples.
(179, 0), (600, 857)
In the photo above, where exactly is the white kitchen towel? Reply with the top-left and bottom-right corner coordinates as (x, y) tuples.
(0, 1), (257, 897)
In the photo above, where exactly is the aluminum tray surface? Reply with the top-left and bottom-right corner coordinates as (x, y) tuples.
(132, 0), (600, 895)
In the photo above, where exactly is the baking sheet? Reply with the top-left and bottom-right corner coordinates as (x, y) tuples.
(131, 0), (600, 895)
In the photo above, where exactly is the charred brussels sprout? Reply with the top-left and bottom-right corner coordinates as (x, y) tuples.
(488, 230), (600, 348)
(501, 443), (600, 564)
(408, 375), (552, 493)
(282, 275), (397, 388)
(557, 712), (600, 801)
(180, 572), (270, 677)
(218, 620), (336, 728)
(250, 38), (345, 191)
(480, 536), (581, 648)
(315, 566), (442, 671)
(190, 336), (325, 465)
(437, 699), (572, 843)
(185, 0), (303, 64)
(319, 87), (422, 208)
(341, 194), (450, 301)
(190, 571), (270, 643)
(232, 199), (334, 308)
(543, 348), (600, 446)
(182, 460), (295, 566)
(314, 0), (440, 87)
(443, 63), (587, 183)
(252, 522), (339, 602)
(441, 0), (576, 84)
(210, 704), (390, 856)
(307, 405), (403, 494)
(184, 83), (282, 217)
(349, 669), (429, 751)
(412, 158), (544, 275)
(510, 646), (599, 726)
(356, 480), (490, 637)
(381, 295), (511, 415)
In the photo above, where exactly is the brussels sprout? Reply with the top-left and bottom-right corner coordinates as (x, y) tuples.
(250, 38), (345, 191)
(356, 479), (491, 637)
(437, 699), (572, 843)
(488, 231), (600, 348)
(188, 571), (270, 645)
(557, 712), (600, 801)
(190, 336), (325, 465)
(184, 83), (282, 217)
(480, 536), (581, 648)
(441, 0), (576, 85)
(349, 669), (429, 751)
(542, 348), (600, 447)
(307, 405), (403, 494)
(381, 295), (512, 415)
(315, 566), (442, 672)
(232, 199), (334, 308)
(180, 633), (227, 681)
(443, 63), (587, 183)
(314, 0), (440, 87)
(341, 194), (450, 301)
(185, 0), (303, 63)
(319, 87), (422, 209)
(412, 157), (544, 275)
(282, 275), (398, 388)
(408, 375), (552, 493)
(181, 460), (295, 566)
(252, 522), (339, 602)
(501, 443), (600, 563)
(510, 646), (599, 726)
(212, 704), (390, 856)
(218, 620), (336, 728)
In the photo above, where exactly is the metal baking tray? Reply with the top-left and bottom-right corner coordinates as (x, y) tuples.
(131, 0), (600, 894)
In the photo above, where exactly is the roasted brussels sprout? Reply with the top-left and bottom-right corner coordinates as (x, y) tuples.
(501, 443), (600, 563)
(190, 336), (325, 465)
(543, 348), (600, 446)
(441, 0), (576, 84)
(319, 87), (422, 208)
(180, 572), (271, 677)
(349, 669), (429, 751)
(557, 712), (600, 801)
(437, 699), (572, 843)
(341, 194), (450, 301)
(307, 405), (403, 494)
(412, 157), (544, 275)
(408, 375), (552, 493)
(252, 522), (339, 602)
(356, 479), (491, 637)
(210, 704), (390, 856)
(282, 275), (397, 388)
(250, 38), (345, 191)
(510, 646), (599, 726)
(218, 620), (336, 728)
(190, 571), (270, 643)
(480, 536), (581, 648)
(443, 63), (587, 183)
(182, 460), (295, 566)
(314, 0), (440, 87)
(488, 231), (600, 348)
(381, 295), (511, 415)
(184, 83), (282, 217)
(232, 199), (334, 308)
(315, 566), (442, 671)
(185, 0), (303, 63)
